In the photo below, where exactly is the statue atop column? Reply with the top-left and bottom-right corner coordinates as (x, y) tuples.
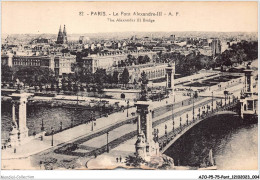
(140, 71), (148, 101)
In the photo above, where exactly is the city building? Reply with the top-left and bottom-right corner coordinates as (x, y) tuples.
(1, 53), (13, 67)
(1, 52), (76, 78)
(152, 47), (167, 52)
(12, 55), (54, 69)
(79, 50), (157, 73)
(109, 63), (168, 84)
(54, 54), (76, 77)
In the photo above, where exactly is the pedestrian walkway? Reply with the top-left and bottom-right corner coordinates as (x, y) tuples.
(1, 105), (137, 159)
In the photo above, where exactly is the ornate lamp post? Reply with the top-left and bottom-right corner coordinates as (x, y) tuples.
(40, 119), (44, 141)
(171, 102), (174, 120)
(41, 119), (44, 132)
(180, 117), (182, 129)
(71, 116), (74, 128)
(127, 100), (129, 117)
(60, 121), (63, 131)
(212, 91), (214, 112)
(106, 132), (109, 153)
(225, 94), (227, 106)
(192, 94), (195, 121)
(156, 128), (159, 142)
(91, 111), (95, 131)
(172, 116), (175, 131)
(51, 127), (54, 146)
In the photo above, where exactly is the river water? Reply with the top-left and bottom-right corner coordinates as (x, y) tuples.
(1, 102), (102, 137)
(164, 114), (258, 170)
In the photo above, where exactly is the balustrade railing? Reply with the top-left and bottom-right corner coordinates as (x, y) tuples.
(158, 100), (239, 150)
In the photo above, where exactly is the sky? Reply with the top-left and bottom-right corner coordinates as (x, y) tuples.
(1, 1), (258, 34)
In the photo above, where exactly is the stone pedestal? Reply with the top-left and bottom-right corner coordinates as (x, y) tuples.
(135, 131), (147, 159)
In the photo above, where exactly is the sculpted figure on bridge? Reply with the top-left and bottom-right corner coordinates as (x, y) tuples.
(135, 131), (147, 159)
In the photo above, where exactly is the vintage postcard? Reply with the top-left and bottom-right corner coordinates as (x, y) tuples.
(1, 0), (258, 177)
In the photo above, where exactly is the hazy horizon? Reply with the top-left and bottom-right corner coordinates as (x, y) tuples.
(2, 30), (258, 36)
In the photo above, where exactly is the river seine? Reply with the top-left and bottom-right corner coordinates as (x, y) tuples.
(1, 102), (101, 137)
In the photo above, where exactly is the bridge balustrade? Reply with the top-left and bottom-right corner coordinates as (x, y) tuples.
(157, 101), (239, 151)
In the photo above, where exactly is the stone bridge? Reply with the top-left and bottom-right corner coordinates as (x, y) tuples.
(135, 96), (240, 160)
(158, 101), (239, 153)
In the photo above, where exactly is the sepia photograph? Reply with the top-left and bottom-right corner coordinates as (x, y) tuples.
(0, 1), (258, 178)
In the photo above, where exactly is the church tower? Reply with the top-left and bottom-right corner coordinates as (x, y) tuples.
(56, 25), (64, 44)
(63, 25), (68, 44)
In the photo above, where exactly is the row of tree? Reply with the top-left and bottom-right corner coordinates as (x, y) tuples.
(117, 55), (151, 67)
(65, 67), (131, 88)
(215, 40), (258, 67)
(1, 64), (132, 91)
(1, 65), (56, 88)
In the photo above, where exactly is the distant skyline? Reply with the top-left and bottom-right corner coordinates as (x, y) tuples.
(2, 1), (258, 34)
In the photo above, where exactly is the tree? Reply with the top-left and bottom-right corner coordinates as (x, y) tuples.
(1, 64), (13, 83)
(13, 66), (54, 89)
(61, 48), (69, 54)
(94, 68), (107, 87)
(61, 76), (67, 91)
(85, 72), (93, 85)
(125, 155), (146, 167)
(120, 68), (130, 87)
(112, 71), (119, 84)
(106, 74), (113, 84)
(143, 55), (151, 63)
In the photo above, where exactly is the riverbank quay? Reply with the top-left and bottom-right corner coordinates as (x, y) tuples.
(2, 93), (135, 107)
(1, 90), (190, 169)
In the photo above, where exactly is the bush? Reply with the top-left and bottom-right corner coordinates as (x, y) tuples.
(125, 155), (146, 167)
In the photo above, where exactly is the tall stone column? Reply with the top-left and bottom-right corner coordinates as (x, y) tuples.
(9, 93), (31, 146)
(165, 63), (175, 96)
(135, 101), (153, 159)
(18, 96), (29, 140)
(244, 69), (253, 94)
